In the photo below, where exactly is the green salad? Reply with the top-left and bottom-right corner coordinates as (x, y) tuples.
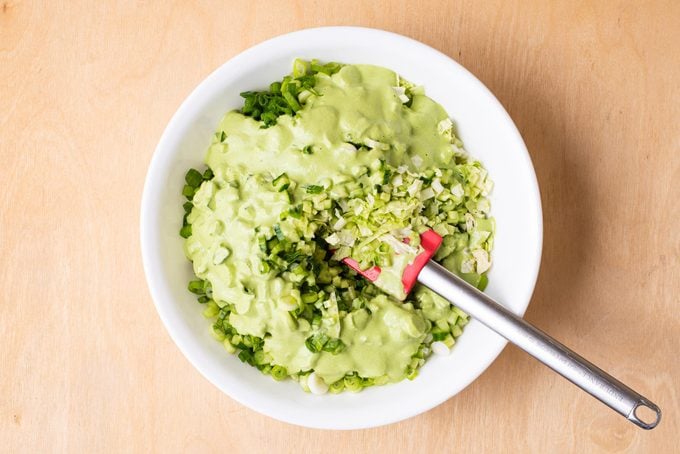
(180, 60), (494, 394)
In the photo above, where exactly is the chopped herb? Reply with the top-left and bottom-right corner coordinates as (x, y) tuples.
(272, 173), (290, 192)
(238, 349), (255, 365)
(197, 295), (210, 304)
(273, 224), (285, 241)
(269, 81), (282, 93)
(181, 185), (195, 199)
(382, 169), (392, 185)
(431, 331), (448, 341)
(185, 168), (203, 188)
(344, 374), (363, 392)
(282, 250), (304, 263)
(301, 292), (318, 304)
(288, 205), (302, 219)
(259, 261), (270, 274)
(305, 185), (323, 194)
(477, 273), (489, 291)
(310, 61), (342, 75)
(304, 332), (330, 353)
(322, 338), (345, 355)
(257, 235), (268, 253)
(188, 279), (205, 295)
(271, 365), (288, 381)
(179, 224), (192, 238)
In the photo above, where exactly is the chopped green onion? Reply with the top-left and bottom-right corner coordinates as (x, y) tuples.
(188, 279), (205, 295)
(310, 60), (342, 75)
(238, 350), (255, 365)
(223, 339), (236, 354)
(301, 292), (318, 304)
(202, 301), (219, 318)
(344, 374), (363, 392)
(184, 169), (203, 188)
(257, 235), (268, 253)
(382, 168), (392, 185)
(179, 224), (192, 238)
(477, 273), (489, 291)
(273, 224), (285, 241)
(181, 185), (195, 199)
(304, 332), (329, 353)
(282, 87), (301, 112)
(272, 173), (290, 192)
(305, 185), (323, 194)
(269, 81), (281, 93)
(210, 325), (226, 341)
(282, 250), (304, 263)
(322, 338), (345, 355)
(261, 260), (273, 274)
(406, 367), (419, 380)
(292, 59), (310, 78)
(328, 379), (345, 394)
(431, 330), (448, 341)
(271, 365), (288, 381)
(253, 350), (267, 365)
(288, 205), (302, 219)
(239, 76), (301, 127)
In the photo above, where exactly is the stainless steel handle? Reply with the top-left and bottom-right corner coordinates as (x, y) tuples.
(418, 261), (661, 430)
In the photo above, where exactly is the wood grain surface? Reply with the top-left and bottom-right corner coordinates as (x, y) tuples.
(1, 1), (678, 452)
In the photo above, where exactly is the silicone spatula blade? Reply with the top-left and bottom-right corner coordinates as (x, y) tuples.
(342, 230), (443, 299)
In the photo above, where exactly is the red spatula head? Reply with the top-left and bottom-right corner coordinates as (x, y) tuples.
(342, 230), (443, 300)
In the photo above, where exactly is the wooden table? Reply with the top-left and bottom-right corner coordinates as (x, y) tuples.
(2, 1), (678, 452)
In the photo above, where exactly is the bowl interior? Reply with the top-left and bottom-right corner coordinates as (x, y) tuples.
(141, 27), (542, 429)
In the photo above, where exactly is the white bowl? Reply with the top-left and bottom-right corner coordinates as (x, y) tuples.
(140, 26), (543, 429)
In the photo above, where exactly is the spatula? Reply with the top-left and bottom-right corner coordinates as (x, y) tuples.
(343, 230), (661, 429)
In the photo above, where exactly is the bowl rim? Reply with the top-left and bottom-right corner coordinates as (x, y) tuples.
(141, 25), (543, 429)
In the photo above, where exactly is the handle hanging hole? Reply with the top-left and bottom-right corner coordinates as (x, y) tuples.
(629, 400), (661, 430)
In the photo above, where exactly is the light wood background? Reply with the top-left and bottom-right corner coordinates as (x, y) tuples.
(1, 1), (678, 452)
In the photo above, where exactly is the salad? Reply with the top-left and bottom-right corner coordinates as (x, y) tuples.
(179, 60), (494, 394)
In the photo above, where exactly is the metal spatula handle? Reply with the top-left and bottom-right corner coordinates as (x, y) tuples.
(418, 261), (661, 429)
